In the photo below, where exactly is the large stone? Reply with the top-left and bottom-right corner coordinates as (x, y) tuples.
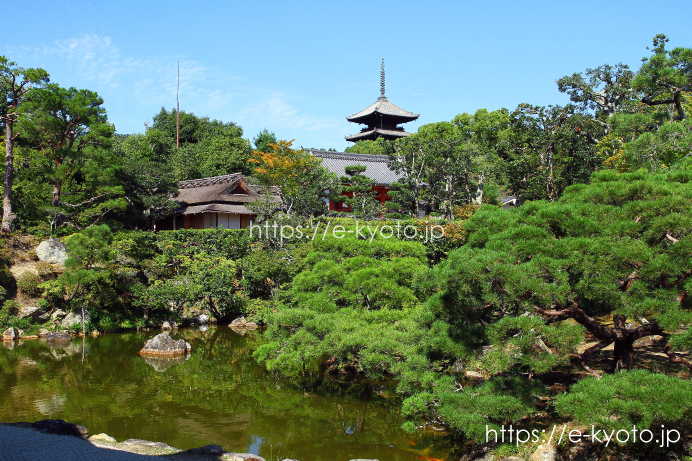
(221, 454), (266, 461)
(61, 310), (91, 329)
(2, 327), (17, 340)
(140, 333), (191, 356)
(529, 445), (558, 461)
(38, 328), (50, 337)
(32, 419), (88, 438)
(195, 314), (210, 324)
(51, 309), (67, 321)
(90, 433), (117, 443)
(19, 306), (50, 323)
(46, 331), (72, 342)
(123, 439), (175, 450)
(229, 316), (247, 327)
(229, 316), (258, 330)
(36, 239), (69, 265)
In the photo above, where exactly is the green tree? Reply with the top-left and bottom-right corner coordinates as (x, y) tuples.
(384, 137), (430, 217)
(119, 159), (179, 229)
(634, 34), (692, 121)
(337, 165), (383, 219)
(60, 224), (115, 333)
(344, 139), (386, 155)
(556, 63), (636, 142)
(252, 128), (277, 154)
(0, 56), (49, 232)
(19, 84), (126, 229)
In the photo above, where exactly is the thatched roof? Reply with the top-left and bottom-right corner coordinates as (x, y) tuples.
(171, 174), (280, 215)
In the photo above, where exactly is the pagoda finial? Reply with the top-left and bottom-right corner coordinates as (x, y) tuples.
(380, 59), (385, 98)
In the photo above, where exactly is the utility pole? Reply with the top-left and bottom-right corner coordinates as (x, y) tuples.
(176, 61), (180, 149)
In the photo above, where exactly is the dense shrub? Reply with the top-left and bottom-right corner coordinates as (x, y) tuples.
(16, 272), (42, 297)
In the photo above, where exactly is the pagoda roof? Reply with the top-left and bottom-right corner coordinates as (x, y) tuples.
(345, 127), (412, 142)
(347, 97), (419, 124)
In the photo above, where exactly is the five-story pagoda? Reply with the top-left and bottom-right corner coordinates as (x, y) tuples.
(346, 60), (419, 142)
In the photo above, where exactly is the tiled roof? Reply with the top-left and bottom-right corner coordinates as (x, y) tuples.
(305, 149), (403, 186)
(347, 97), (419, 123)
(345, 127), (411, 142)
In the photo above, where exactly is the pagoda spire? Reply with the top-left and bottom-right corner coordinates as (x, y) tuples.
(345, 60), (419, 143)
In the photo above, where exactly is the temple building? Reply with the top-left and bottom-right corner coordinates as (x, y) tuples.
(155, 173), (280, 230)
(345, 60), (419, 143)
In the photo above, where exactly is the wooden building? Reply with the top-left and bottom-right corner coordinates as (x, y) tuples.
(155, 173), (280, 230)
(346, 60), (419, 143)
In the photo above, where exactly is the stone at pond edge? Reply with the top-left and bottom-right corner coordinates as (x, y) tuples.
(2, 327), (17, 340)
(46, 331), (72, 342)
(61, 310), (91, 329)
(38, 328), (50, 337)
(123, 439), (176, 450)
(140, 333), (191, 356)
(90, 433), (117, 443)
(187, 444), (224, 455)
(222, 454), (267, 461)
(32, 419), (88, 438)
(229, 316), (258, 329)
(36, 238), (69, 265)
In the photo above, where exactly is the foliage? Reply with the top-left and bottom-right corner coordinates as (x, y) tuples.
(252, 128), (277, 153)
(249, 140), (323, 215)
(344, 139), (386, 155)
(557, 370), (692, 435)
(19, 84), (126, 230)
(337, 165), (384, 220)
(16, 272), (41, 297)
(0, 56), (50, 232)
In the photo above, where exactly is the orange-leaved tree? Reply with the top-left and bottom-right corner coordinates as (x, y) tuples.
(249, 139), (318, 214)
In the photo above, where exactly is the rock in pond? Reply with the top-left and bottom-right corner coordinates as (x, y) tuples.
(123, 439), (176, 450)
(140, 333), (191, 356)
(222, 454), (267, 461)
(228, 316), (258, 330)
(46, 331), (72, 342)
(36, 238), (69, 265)
(38, 328), (50, 337)
(2, 327), (17, 340)
(195, 314), (210, 324)
(90, 433), (117, 443)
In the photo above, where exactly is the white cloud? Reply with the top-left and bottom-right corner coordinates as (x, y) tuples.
(6, 35), (342, 144)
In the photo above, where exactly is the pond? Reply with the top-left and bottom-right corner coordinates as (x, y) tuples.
(0, 327), (455, 461)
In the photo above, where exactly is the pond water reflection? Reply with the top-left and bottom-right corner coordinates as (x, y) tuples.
(0, 327), (454, 461)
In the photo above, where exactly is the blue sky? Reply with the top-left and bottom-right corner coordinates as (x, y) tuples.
(4, 1), (691, 151)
